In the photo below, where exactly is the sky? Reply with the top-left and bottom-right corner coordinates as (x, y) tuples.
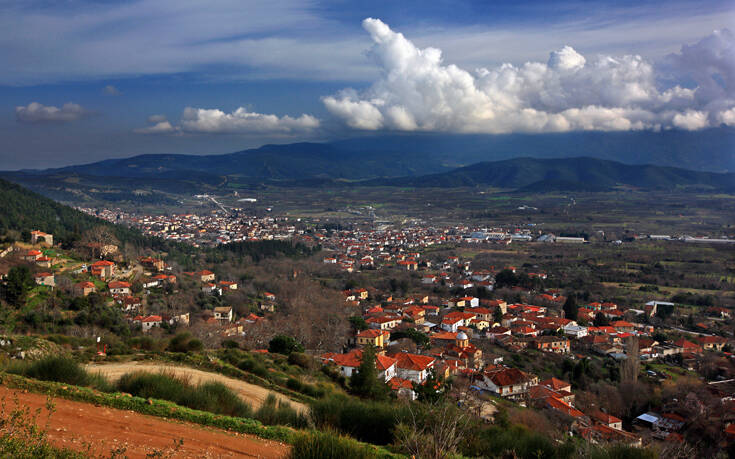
(1, 0), (734, 169)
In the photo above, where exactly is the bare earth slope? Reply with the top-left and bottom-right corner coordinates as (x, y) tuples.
(0, 386), (289, 458)
(85, 361), (308, 413)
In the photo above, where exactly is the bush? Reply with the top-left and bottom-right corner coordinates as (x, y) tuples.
(115, 371), (251, 418)
(269, 335), (304, 355)
(222, 339), (239, 349)
(288, 430), (384, 459)
(168, 333), (201, 353)
(7, 356), (110, 391)
(288, 352), (313, 369)
(310, 394), (411, 445)
(238, 357), (269, 378)
(254, 394), (309, 428)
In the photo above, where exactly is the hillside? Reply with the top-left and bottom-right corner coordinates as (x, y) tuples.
(364, 157), (735, 191)
(0, 177), (153, 247)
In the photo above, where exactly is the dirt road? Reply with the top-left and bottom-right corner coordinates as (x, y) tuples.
(86, 361), (308, 413)
(0, 386), (290, 458)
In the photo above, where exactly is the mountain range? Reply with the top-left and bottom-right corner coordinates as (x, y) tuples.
(2, 128), (734, 201)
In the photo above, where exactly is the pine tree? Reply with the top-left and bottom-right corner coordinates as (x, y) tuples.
(350, 345), (389, 400)
(563, 294), (578, 321)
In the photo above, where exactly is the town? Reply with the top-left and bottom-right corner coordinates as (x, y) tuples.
(2, 208), (733, 456)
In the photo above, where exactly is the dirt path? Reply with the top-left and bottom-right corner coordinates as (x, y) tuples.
(86, 361), (308, 413)
(0, 386), (290, 458)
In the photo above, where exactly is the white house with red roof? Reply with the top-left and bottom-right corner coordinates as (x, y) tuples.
(391, 352), (436, 383)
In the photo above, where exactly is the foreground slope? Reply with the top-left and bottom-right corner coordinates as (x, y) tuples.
(0, 385), (289, 458)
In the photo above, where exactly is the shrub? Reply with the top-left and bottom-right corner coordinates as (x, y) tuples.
(222, 339), (239, 349)
(268, 335), (304, 355)
(254, 394), (309, 428)
(238, 357), (268, 378)
(168, 333), (197, 353)
(115, 371), (251, 418)
(288, 430), (383, 459)
(288, 352), (313, 369)
(286, 377), (303, 392)
(310, 394), (411, 445)
(7, 356), (111, 391)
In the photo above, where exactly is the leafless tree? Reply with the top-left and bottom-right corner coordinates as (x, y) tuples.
(394, 401), (470, 459)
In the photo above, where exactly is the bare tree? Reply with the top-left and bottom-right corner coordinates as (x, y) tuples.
(621, 337), (640, 383)
(394, 402), (470, 459)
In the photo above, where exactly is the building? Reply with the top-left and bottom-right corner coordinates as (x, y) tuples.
(476, 366), (538, 398)
(108, 281), (131, 295)
(91, 260), (115, 279)
(213, 306), (234, 322)
(73, 281), (96, 296)
(30, 230), (53, 246)
(34, 272), (55, 287)
(356, 329), (390, 348)
(391, 352), (436, 383)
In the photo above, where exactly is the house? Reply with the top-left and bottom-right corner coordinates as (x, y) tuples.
(142, 278), (160, 289)
(197, 270), (215, 282)
(213, 306), (234, 322)
(35, 256), (53, 268)
(530, 336), (570, 353)
(91, 260), (115, 279)
(697, 335), (728, 351)
(475, 366), (538, 398)
(366, 315), (401, 330)
(321, 349), (398, 382)
(202, 283), (222, 295)
(563, 323), (588, 338)
(264, 292), (276, 301)
(30, 230), (53, 246)
(590, 410), (623, 430)
(73, 281), (96, 296)
(137, 315), (163, 332)
(219, 281), (238, 291)
(24, 250), (42, 262)
(34, 272), (55, 287)
(441, 316), (464, 332)
(422, 274), (437, 285)
(356, 329), (390, 348)
(140, 256), (166, 272)
(391, 352), (436, 383)
(108, 281), (131, 295)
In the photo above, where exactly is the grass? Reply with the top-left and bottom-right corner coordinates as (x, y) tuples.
(289, 430), (397, 459)
(116, 371), (252, 418)
(0, 372), (401, 457)
(255, 394), (309, 428)
(6, 356), (111, 392)
(0, 393), (84, 459)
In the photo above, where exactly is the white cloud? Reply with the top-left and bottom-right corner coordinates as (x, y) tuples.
(15, 102), (88, 123)
(134, 115), (178, 134)
(103, 85), (121, 95)
(135, 108), (320, 135)
(324, 19), (735, 133)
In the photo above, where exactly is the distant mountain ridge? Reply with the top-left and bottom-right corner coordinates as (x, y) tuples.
(363, 157), (735, 191)
(2, 129), (733, 201)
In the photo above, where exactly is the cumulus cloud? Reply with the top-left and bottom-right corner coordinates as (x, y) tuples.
(323, 19), (735, 133)
(179, 107), (319, 134)
(134, 115), (178, 134)
(135, 108), (319, 135)
(15, 102), (89, 123)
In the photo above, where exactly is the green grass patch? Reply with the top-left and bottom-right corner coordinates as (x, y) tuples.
(116, 371), (252, 418)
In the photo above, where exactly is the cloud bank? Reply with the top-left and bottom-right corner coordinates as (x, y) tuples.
(15, 102), (89, 123)
(136, 108), (319, 135)
(324, 19), (735, 133)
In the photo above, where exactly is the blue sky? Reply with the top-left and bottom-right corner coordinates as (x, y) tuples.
(1, 0), (733, 169)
